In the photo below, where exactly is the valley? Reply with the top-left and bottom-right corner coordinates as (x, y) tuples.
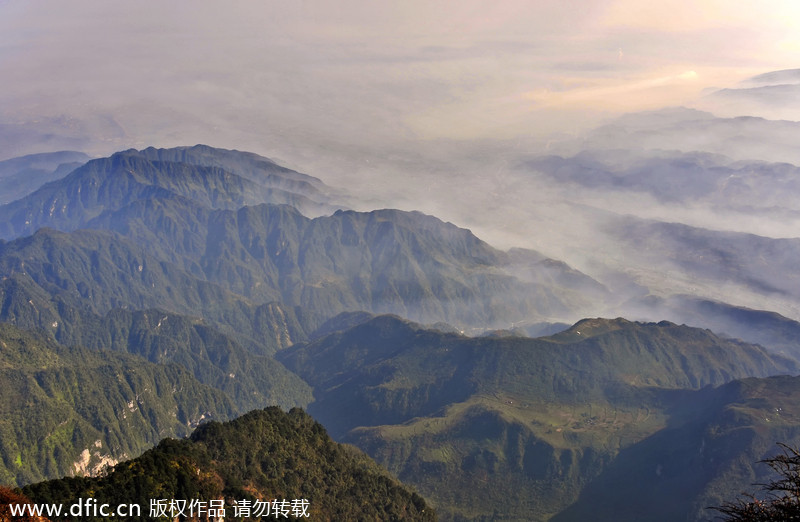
(5, 4), (800, 519)
(1, 142), (800, 520)
(3, 108), (800, 522)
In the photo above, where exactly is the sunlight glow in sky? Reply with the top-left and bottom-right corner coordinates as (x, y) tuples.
(2, 0), (800, 319)
(1, 0), (799, 152)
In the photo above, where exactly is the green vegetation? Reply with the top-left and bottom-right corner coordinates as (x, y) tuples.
(278, 315), (800, 520)
(711, 443), (800, 521)
(279, 315), (797, 437)
(1, 146), (799, 520)
(0, 228), (308, 355)
(0, 146), (607, 328)
(22, 407), (435, 521)
(0, 323), (235, 487)
(0, 233), (314, 408)
(554, 376), (800, 522)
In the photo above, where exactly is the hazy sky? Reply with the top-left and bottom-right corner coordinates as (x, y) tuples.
(3, 0), (800, 320)
(2, 1), (800, 238)
(2, 0), (800, 160)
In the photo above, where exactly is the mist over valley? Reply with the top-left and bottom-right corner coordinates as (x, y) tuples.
(3, 3), (800, 520)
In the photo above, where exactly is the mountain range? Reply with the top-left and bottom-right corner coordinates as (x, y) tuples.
(0, 322), (235, 487)
(0, 146), (608, 331)
(21, 407), (435, 521)
(1, 144), (799, 521)
(278, 313), (798, 520)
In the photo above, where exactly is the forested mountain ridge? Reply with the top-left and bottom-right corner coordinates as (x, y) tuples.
(1, 144), (799, 521)
(91, 197), (606, 325)
(277, 314), (800, 520)
(21, 407), (436, 521)
(0, 227), (308, 354)
(0, 323), (236, 487)
(0, 146), (609, 328)
(0, 145), (338, 240)
(280, 314), (798, 436)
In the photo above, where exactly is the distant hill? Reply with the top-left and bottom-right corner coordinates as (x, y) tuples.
(0, 146), (339, 239)
(0, 151), (89, 206)
(278, 315), (799, 520)
(703, 68), (800, 121)
(0, 146), (609, 328)
(626, 294), (800, 361)
(607, 215), (800, 315)
(523, 149), (800, 207)
(21, 407), (436, 521)
(577, 107), (800, 165)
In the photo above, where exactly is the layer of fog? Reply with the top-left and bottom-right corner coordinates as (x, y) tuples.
(6, 96), (800, 325)
(4, 0), (800, 326)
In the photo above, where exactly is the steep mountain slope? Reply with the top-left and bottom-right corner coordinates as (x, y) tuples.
(0, 273), (312, 414)
(133, 144), (340, 212)
(22, 407), (436, 521)
(67, 308), (313, 412)
(93, 199), (603, 326)
(277, 315), (799, 520)
(0, 145), (609, 328)
(0, 146), (339, 240)
(0, 227), (307, 354)
(0, 323), (235, 487)
(553, 375), (800, 522)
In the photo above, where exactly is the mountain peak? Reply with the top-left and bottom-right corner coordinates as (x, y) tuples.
(0, 145), (346, 239)
(553, 317), (637, 340)
(741, 68), (800, 87)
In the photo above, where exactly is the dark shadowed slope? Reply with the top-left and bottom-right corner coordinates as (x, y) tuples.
(277, 315), (798, 520)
